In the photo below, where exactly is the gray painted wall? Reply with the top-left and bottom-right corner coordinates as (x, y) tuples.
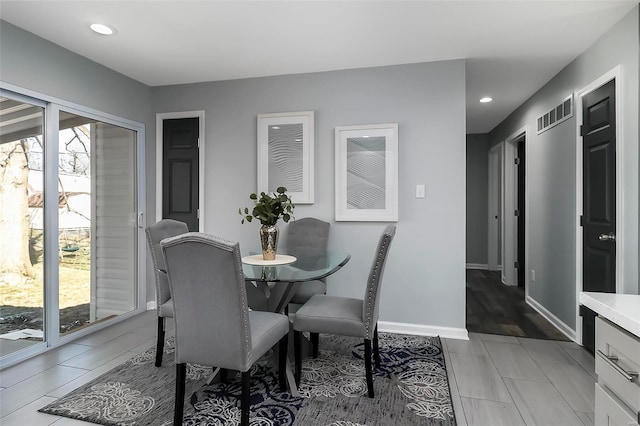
(466, 134), (489, 266)
(0, 20), (467, 330)
(489, 6), (639, 330)
(0, 20), (156, 299)
(0, 21), (152, 127)
(152, 61), (467, 329)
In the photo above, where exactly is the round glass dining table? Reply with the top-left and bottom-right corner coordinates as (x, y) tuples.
(241, 251), (351, 313)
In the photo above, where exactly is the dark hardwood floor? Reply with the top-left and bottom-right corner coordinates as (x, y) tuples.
(466, 269), (570, 341)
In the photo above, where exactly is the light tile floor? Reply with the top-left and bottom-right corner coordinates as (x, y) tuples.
(0, 311), (595, 425)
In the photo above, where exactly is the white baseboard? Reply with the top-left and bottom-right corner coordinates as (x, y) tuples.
(378, 321), (469, 340)
(146, 301), (157, 310)
(466, 263), (488, 270)
(526, 295), (576, 341)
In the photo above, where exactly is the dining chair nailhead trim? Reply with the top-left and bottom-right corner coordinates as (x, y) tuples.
(364, 233), (390, 340)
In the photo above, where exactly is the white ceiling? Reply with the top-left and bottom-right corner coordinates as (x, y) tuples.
(0, 1), (636, 133)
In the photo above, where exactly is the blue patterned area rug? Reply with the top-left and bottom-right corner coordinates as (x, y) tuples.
(40, 333), (456, 425)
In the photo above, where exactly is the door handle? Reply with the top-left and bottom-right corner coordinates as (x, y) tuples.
(598, 232), (616, 241)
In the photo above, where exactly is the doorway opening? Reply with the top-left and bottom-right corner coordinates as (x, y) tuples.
(502, 128), (526, 289)
(487, 143), (502, 272)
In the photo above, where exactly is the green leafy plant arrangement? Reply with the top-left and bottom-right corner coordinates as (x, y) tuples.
(239, 186), (295, 226)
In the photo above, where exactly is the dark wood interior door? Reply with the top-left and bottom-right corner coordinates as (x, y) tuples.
(582, 79), (616, 293)
(162, 118), (199, 231)
(581, 78), (616, 353)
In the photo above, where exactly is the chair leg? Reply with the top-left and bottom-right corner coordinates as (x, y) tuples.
(373, 325), (381, 369)
(240, 371), (250, 426)
(278, 335), (288, 391)
(174, 363), (186, 425)
(155, 317), (165, 367)
(310, 332), (319, 358)
(364, 339), (374, 398)
(294, 330), (302, 386)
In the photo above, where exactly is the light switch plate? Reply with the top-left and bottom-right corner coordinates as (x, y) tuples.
(416, 184), (425, 198)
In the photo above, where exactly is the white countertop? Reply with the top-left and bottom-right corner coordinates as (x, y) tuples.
(580, 292), (640, 337)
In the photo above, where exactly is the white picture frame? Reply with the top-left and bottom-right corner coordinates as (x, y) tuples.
(257, 111), (314, 204)
(335, 123), (398, 222)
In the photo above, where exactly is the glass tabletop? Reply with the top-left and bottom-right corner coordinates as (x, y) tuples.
(242, 251), (351, 282)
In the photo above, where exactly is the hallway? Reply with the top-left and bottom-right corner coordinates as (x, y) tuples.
(466, 269), (570, 341)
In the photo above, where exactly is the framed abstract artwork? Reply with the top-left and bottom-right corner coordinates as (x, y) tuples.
(257, 111), (314, 204)
(335, 123), (398, 221)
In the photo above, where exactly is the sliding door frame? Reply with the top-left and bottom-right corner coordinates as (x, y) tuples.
(0, 82), (146, 369)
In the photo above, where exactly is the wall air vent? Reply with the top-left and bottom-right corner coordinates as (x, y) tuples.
(536, 94), (573, 134)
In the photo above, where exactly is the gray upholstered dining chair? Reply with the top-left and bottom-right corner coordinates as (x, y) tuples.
(160, 232), (289, 426)
(287, 217), (330, 305)
(293, 224), (396, 398)
(145, 219), (189, 367)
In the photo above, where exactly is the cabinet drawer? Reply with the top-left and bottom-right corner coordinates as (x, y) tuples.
(596, 317), (640, 412)
(595, 383), (639, 426)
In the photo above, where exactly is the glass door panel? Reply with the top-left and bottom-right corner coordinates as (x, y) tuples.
(0, 96), (46, 357)
(58, 112), (137, 336)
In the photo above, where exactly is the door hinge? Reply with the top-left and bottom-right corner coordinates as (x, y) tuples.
(514, 209), (520, 217)
(514, 158), (521, 165)
(514, 261), (520, 269)
(579, 125), (584, 137)
(197, 138), (201, 148)
(197, 209), (200, 219)
(579, 215), (583, 226)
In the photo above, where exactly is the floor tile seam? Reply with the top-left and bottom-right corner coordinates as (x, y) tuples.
(0, 341), (116, 388)
(530, 355), (596, 381)
(3, 362), (90, 393)
(481, 340), (521, 345)
(574, 409), (595, 417)
(453, 367), (517, 406)
(497, 374), (550, 383)
(518, 340), (579, 368)
(459, 395), (529, 426)
(0, 394), (41, 418)
(506, 373), (587, 420)
(59, 330), (149, 366)
(535, 361), (596, 415)
(1, 344), (143, 416)
(72, 321), (150, 347)
(0, 343), (99, 389)
(442, 345), (469, 426)
(69, 342), (94, 348)
(496, 372), (518, 406)
(59, 349), (129, 370)
(2, 400), (62, 425)
(44, 370), (91, 399)
(557, 345), (597, 378)
(483, 341), (547, 383)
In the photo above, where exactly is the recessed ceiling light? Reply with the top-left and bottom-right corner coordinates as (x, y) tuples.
(479, 97), (493, 103)
(90, 24), (115, 35)
(271, 126), (280, 130)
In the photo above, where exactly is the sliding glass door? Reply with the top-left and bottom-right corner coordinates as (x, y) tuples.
(0, 91), (144, 364)
(0, 96), (46, 357)
(58, 112), (138, 336)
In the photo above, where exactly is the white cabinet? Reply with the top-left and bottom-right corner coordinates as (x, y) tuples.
(595, 317), (640, 425)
